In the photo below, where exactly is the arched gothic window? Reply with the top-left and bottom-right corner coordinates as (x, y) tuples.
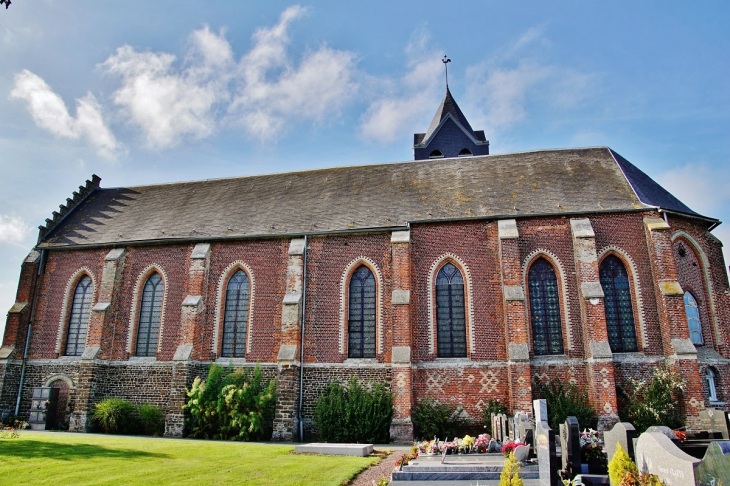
(436, 262), (467, 358)
(135, 272), (163, 357)
(221, 269), (251, 358)
(528, 258), (564, 355)
(64, 275), (92, 356)
(348, 265), (376, 358)
(706, 367), (718, 402)
(684, 291), (703, 345)
(600, 255), (638, 352)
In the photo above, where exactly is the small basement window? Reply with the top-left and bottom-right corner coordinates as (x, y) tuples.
(458, 148), (473, 156)
(429, 150), (444, 158)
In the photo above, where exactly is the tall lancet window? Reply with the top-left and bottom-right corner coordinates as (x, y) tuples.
(684, 291), (703, 345)
(65, 275), (93, 356)
(348, 265), (376, 358)
(436, 262), (467, 358)
(221, 269), (251, 358)
(135, 273), (163, 357)
(600, 255), (638, 352)
(528, 258), (564, 355)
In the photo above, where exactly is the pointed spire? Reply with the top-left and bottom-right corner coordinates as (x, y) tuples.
(422, 86), (477, 143)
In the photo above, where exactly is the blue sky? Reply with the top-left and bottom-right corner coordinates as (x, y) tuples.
(0, 1), (728, 337)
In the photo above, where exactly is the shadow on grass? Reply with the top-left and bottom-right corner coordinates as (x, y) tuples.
(0, 440), (170, 461)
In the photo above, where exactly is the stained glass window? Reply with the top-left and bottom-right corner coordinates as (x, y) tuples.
(529, 258), (564, 355)
(348, 265), (376, 358)
(684, 292), (703, 345)
(600, 255), (638, 352)
(135, 272), (163, 357)
(65, 275), (92, 356)
(436, 262), (467, 358)
(221, 269), (251, 358)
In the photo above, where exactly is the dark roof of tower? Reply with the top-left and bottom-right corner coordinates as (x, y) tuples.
(36, 147), (717, 249)
(414, 87), (487, 146)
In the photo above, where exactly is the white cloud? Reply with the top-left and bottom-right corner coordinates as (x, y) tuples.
(228, 6), (358, 140)
(657, 163), (730, 216)
(359, 29), (442, 143)
(0, 215), (31, 243)
(464, 28), (596, 137)
(102, 25), (233, 149)
(9, 70), (120, 159)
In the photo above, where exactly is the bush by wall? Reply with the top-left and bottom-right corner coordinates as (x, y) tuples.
(620, 365), (686, 433)
(411, 398), (464, 440)
(184, 363), (277, 441)
(481, 398), (509, 428)
(315, 377), (393, 444)
(92, 398), (138, 434)
(532, 378), (596, 431)
(138, 404), (165, 436)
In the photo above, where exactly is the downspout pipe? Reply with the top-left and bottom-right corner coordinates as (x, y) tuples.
(15, 249), (45, 416)
(297, 235), (308, 442)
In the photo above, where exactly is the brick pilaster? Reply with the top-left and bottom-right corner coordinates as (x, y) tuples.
(0, 251), (41, 361)
(390, 230), (413, 442)
(181, 243), (210, 361)
(570, 218), (618, 429)
(88, 248), (126, 360)
(498, 220), (533, 413)
(272, 238), (305, 441)
(644, 216), (704, 423)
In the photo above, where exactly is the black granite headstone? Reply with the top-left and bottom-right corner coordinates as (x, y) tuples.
(700, 408), (730, 440)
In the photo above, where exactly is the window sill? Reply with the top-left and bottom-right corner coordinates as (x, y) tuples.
(216, 357), (247, 365)
(128, 356), (156, 363)
(709, 400), (725, 406)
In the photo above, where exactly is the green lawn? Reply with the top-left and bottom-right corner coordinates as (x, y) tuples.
(0, 432), (381, 485)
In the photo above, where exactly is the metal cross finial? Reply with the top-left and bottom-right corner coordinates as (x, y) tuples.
(442, 55), (451, 87)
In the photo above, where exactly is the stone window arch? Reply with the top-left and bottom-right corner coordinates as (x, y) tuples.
(684, 291), (703, 345)
(64, 275), (93, 357)
(599, 254), (638, 352)
(427, 254), (474, 358)
(339, 257), (383, 356)
(212, 261), (256, 357)
(126, 265), (168, 357)
(55, 268), (96, 356)
(706, 366), (719, 402)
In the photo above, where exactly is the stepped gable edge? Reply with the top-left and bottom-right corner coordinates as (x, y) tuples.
(35, 147), (713, 249)
(37, 174), (101, 243)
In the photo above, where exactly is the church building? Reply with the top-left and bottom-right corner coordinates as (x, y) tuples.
(0, 87), (728, 441)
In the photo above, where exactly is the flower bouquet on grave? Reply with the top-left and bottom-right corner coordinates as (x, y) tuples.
(501, 441), (524, 458)
(461, 434), (475, 453)
(579, 428), (605, 462)
(475, 433), (490, 453)
(439, 440), (457, 455)
(674, 430), (688, 443)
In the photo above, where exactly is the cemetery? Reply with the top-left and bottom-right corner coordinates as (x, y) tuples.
(386, 401), (730, 486)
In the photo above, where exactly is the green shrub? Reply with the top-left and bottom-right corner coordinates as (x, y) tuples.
(620, 365), (685, 433)
(482, 398), (509, 427)
(314, 376), (393, 443)
(411, 398), (463, 440)
(92, 398), (137, 434)
(138, 404), (165, 436)
(499, 452), (524, 486)
(532, 378), (596, 431)
(184, 363), (277, 441)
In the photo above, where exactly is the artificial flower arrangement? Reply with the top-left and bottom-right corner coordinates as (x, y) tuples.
(579, 428), (605, 462)
(395, 451), (418, 468)
(674, 430), (688, 443)
(501, 441), (524, 457)
(475, 433), (490, 452)
(415, 439), (441, 455)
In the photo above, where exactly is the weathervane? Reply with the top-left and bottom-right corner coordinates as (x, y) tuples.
(442, 55), (451, 87)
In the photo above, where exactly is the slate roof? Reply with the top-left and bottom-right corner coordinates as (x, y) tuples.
(37, 147), (716, 249)
(414, 87), (488, 146)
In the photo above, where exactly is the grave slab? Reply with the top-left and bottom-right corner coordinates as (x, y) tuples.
(294, 443), (373, 456)
(635, 432), (699, 486)
(605, 422), (637, 461)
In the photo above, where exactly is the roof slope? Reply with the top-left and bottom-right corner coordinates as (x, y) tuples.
(38, 147), (712, 248)
(414, 87), (487, 145)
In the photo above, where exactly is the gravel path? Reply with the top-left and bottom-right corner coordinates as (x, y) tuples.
(347, 450), (401, 486)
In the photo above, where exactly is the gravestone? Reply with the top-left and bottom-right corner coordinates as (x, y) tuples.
(635, 431), (700, 486)
(694, 441), (730, 486)
(646, 425), (679, 443)
(559, 417), (581, 479)
(700, 408), (730, 440)
(517, 412), (533, 442)
(534, 399), (548, 424)
(604, 422), (638, 461)
(537, 421), (559, 486)
(492, 414), (501, 441)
